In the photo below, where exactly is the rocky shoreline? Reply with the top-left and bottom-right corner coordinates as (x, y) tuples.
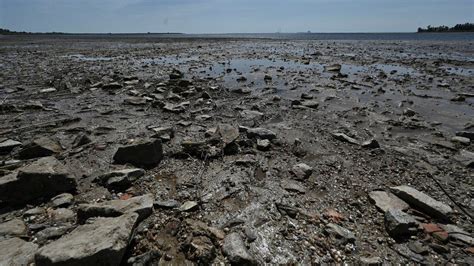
(0, 36), (473, 265)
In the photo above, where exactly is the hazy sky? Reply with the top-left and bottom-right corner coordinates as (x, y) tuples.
(1, 0), (473, 33)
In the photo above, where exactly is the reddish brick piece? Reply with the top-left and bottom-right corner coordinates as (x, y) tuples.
(421, 223), (443, 234)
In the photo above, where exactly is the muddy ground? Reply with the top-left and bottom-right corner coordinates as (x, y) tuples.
(0, 35), (473, 265)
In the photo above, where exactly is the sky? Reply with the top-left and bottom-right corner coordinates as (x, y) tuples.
(0, 0), (473, 33)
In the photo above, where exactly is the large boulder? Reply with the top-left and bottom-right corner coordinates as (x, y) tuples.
(77, 194), (153, 223)
(0, 157), (77, 205)
(18, 137), (62, 159)
(222, 233), (256, 265)
(0, 237), (38, 265)
(35, 213), (138, 266)
(390, 185), (453, 221)
(113, 139), (163, 168)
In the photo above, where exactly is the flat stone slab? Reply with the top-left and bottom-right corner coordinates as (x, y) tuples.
(368, 191), (409, 212)
(390, 185), (453, 221)
(0, 218), (27, 237)
(0, 157), (77, 204)
(77, 194), (153, 223)
(0, 237), (38, 265)
(35, 213), (138, 266)
(19, 137), (62, 159)
(113, 139), (163, 168)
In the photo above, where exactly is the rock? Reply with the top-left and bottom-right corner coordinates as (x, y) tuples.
(97, 168), (145, 190)
(113, 139), (163, 168)
(77, 194), (153, 223)
(50, 208), (75, 223)
(24, 207), (46, 217)
(368, 191), (409, 212)
(325, 223), (356, 244)
(150, 126), (174, 142)
(407, 241), (429, 255)
(0, 157), (77, 205)
(0, 237), (38, 265)
(451, 136), (470, 145)
(384, 208), (418, 238)
(35, 213), (138, 266)
(217, 124), (240, 145)
(455, 149), (474, 168)
(256, 139), (271, 151)
(51, 193), (74, 208)
(456, 131), (474, 141)
(359, 256), (382, 265)
(393, 244), (425, 263)
(183, 235), (216, 264)
(0, 139), (22, 154)
(154, 199), (180, 209)
(102, 82), (122, 90)
(291, 163), (313, 180)
(179, 201), (199, 212)
(246, 127), (277, 140)
(19, 137), (62, 159)
(325, 64), (342, 72)
(127, 251), (161, 266)
(332, 132), (359, 145)
(390, 185), (453, 221)
(403, 108), (416, 117)
(300, 100), (319, 109)
(222, 232), (256, 265)
(281, 179), (306, 193)
(362, 139), (380, 149)
(440, 224), (474, 245)
(35, 226), (72, 244)
(240, 110), (264, 120)
(0, 218), (27, 237)
(72, 133), (92, 148)
(40, 88), (57, 93)
(169, 69), (184, 79)
(162, 101), (189, 113)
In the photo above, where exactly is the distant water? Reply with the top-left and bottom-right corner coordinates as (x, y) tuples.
(189, 32), (474, 41)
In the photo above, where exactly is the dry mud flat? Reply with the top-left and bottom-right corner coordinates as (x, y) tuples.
(0, 36), (473, 265)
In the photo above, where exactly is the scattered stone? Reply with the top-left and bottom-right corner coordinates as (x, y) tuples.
(77, 194), (153, 223)
(97, 168), (145, 190)
(179, 201), (199, 212)
(393, 244), (425, 263)
(440, 224), (474, 245)
(384, 208), (418, 238)
(256, 139), (271, 151)
(102, 82), (122, 90)
(0, 218), (27, 237)
(113, 139), (163, 168)
(217, 124), (240, 145)
(154, 199), (180, 209)
(40, 88), (57, 93)
(35, 226), (72, 244)
(325, 223), (356, 244)
(368, 191), (409, 212)
(0, 139), (22, 154)
(162, 101), (189, 113)
(390, 185), (453, 221)
(24, 207), (46, 217)
(456, 131), (474, 141)
(51, 193), (74, 208)
(407, 241), (429, 255)
(150, 126), (174, 141)
(0, 237), (38, 265)
(325, 64), (342, 72)
(35, 213), (138, 266)
(240, 110), (264, 120)
(332, 132), (359, 145)
(281, 179), (306, 193)
(451, 136), (470, 145)
(72, 133), (92, 148)
(362, 139), (380, 149)
(169, 69), (184, 79)
(0, 157), (77, 205)
(403, 108), (416, 117)
(124, 97), (147, 106)
(50, 208), (75, 223)
(222, 232), (256, 265)
(359, 256), (383, 265)
(455, 149), (474, 168)
(19, 137), (62, 159)
(291, 163), (313, 180)
(246, 127), (277, 140)
(300, 100), (319, 109)
(127, 251), (161, 266)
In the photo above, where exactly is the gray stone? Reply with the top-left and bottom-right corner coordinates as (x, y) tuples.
(300, 100), (319, 108)
(368, 191), (409, 212)
(456, 131), (474, 141)
(451, 136), (470, 145)
(150, 126), (174, 141)
(35, 226), (72, 244)
(455, 149), (474, 168)
(256, 139), (271, 151)
(0, 218), (27, 237)
(19, 137), (62, 159)
(332, 132), (359, 145)
(325, 64), (341, 72)
(390, 185), (453, 220)
(325, 223), (356, 244)
(246, 127), (277, 140)
(222, 232), (256, 265)
(0, 157), (77, 205)
(97, 168), (145, 190)
(440, 224), (474, 245)
(77, 194), (153, 223)
(217, 124), (240, 145)
(281, 179), (306, 193)
(24, 207), (46, 217)
(240, 110), (264, 120)
(179, 201), (199, 212)
(291, 163), (313, 180)
(35, 213), (138, 266)
(0, 237), (38, 265)
(384, 208), (418, 238)
(0, 139), (22, 154)
(50, 208), (75, 223)
(154, 199), (180, 209)
(51, 193), (74, 208)
(359, 256), (382, 265)
(113, 139), (163, 168)
(362, 139), (380, 149)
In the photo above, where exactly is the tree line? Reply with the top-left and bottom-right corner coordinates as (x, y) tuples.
(418, 23), (474, 33)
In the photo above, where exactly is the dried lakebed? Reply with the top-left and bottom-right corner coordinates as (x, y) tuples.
(0, 36), (473, 265)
